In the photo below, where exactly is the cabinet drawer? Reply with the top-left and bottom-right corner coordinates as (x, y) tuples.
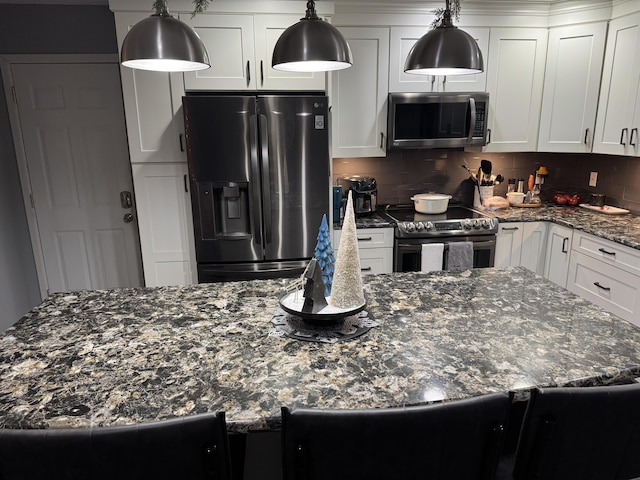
(568, 250), (640, 326)
(572, 232), (640, 277)
(359, 249), (393, 275)
(333, 228), (394, 249)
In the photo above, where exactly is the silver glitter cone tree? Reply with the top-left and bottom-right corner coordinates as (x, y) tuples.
(314, 214), (335, 297)
(330, 191), (365, 308)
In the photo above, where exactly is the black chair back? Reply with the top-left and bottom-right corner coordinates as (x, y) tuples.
(0, 412), (231, 480)
(512, 384), (640, 480)
(282, 392), (511, 480)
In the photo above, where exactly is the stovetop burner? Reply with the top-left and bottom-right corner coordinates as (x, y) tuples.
(382, 204), (498, 238)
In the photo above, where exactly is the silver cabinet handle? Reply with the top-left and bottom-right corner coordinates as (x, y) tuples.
(594, 281), (611, 292)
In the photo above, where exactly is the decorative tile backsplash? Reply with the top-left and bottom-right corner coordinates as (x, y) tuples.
(333, 150), (640, 214)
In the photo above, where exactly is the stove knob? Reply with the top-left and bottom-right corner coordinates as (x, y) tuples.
(473, 219), (481, 229)
(415, 222), (424, 231)
(481, 219), (489, 229)
(405, 222), (416, 232)
(463, 220), (473, 230)
(425, 222), (434, 231)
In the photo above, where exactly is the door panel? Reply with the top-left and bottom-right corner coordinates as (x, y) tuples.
(12, 63), (142, 293)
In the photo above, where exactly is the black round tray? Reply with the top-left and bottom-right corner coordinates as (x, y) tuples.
(279, 290), (366, 325)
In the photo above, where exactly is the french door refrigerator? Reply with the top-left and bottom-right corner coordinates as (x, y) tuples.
(182, 95), (330, 282)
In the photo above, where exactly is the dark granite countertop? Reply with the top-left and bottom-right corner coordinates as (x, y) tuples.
(335, 204), (640, 250)
(486, 204), (640, 250)
(334, 212), (393, 229)
(2, 267), (640, 433)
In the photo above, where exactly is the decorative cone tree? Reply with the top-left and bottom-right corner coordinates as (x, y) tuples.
(314, 214), (335, 297)
(330, 191), (365, 308)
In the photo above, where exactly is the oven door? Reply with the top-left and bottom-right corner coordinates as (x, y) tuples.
(394, 235), (496, 272)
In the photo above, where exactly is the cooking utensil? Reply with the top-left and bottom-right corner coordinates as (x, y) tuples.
(410, 193), (452, 214)
(480, 160), (492, 185)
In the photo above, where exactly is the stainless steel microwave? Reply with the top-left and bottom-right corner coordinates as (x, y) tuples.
(387, 92), (489, 149)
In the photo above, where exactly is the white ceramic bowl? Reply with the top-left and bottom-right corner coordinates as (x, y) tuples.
(506, 192), (525, 205)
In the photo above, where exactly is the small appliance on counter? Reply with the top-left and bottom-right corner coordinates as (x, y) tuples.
(338, 177), (377, 216)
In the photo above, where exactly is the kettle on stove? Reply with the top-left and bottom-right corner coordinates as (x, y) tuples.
(338, 176), (377, 215)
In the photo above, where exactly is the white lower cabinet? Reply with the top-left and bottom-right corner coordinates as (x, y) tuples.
(543, 224), (573, 288)
(132, 163), (197, 287)
(333, 227), (393, 275)
(568, 251), (640, 327)
(567, 232), (640, 326)
(495, 222), (547, 275)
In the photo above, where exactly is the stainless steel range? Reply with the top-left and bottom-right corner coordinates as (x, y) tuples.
(382, 205), (498, 272)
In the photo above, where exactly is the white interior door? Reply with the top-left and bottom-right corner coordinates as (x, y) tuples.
(12, 63), (142, 293)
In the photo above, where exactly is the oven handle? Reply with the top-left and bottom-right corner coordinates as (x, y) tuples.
(397, 240), (496, 251)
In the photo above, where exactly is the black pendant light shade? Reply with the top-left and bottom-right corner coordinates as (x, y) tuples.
(121, 12), (210, 72)
(272, 1), (353, 72)
(404, 1), (483, 76)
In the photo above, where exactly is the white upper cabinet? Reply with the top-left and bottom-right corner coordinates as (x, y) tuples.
(180, 14), (325, 91)
(484, 28), (548, 152)
(593, 12), (640, 156)
(389, 26), (489, 93)
(538, 22), (607, 153)
(114, 12), (187, 164)
(330, 27), (390, 158)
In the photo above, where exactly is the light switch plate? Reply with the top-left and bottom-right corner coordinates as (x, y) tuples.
(589, 171), (598, 187)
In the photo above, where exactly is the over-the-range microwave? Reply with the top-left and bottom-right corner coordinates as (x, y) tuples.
(387, 92), (489, 149)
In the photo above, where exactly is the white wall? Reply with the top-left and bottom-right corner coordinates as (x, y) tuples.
(0, 73), (41, 331)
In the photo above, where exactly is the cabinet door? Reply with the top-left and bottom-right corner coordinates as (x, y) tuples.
(115, 13), (187, 163)
(485, 28), (548, 152)
(520, 222), (547, 275)
(389, 27), (488, 93)
(544, 224), (573, 288)
(538, 23), (607, 153)
(593, 13), (640, 155)
(253, 15), (326, 91)
(333, 227), (393, 275)
(131, 163), (197, 287)
(331, 27), (389, 158)
(181, 14), (256, 91)
(495, 223), (523, 268)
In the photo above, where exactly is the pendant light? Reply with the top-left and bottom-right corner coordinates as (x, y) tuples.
(272, 0), (353, 72)
(121, 2), (210, 72)
(404, 0), (483, 76)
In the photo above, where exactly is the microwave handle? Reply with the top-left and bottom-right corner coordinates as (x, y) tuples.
(467, 97), (476, 143)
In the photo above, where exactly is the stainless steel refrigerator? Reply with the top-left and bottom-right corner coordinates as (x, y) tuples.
(182, 95), (330, 282)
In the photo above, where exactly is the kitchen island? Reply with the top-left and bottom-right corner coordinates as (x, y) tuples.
(1, 267), (640, 433)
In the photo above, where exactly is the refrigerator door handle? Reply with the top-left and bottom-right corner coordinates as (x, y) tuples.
(249, 114), (262, 246)
(259, 113), (272, 245)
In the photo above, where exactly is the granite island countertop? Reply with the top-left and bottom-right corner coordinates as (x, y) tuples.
(3, 268), (640, 433)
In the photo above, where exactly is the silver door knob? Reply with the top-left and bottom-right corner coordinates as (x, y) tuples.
(123, 213), (134, 223)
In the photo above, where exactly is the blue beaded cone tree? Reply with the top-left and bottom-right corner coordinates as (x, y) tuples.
(314, 214), (335, 297)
